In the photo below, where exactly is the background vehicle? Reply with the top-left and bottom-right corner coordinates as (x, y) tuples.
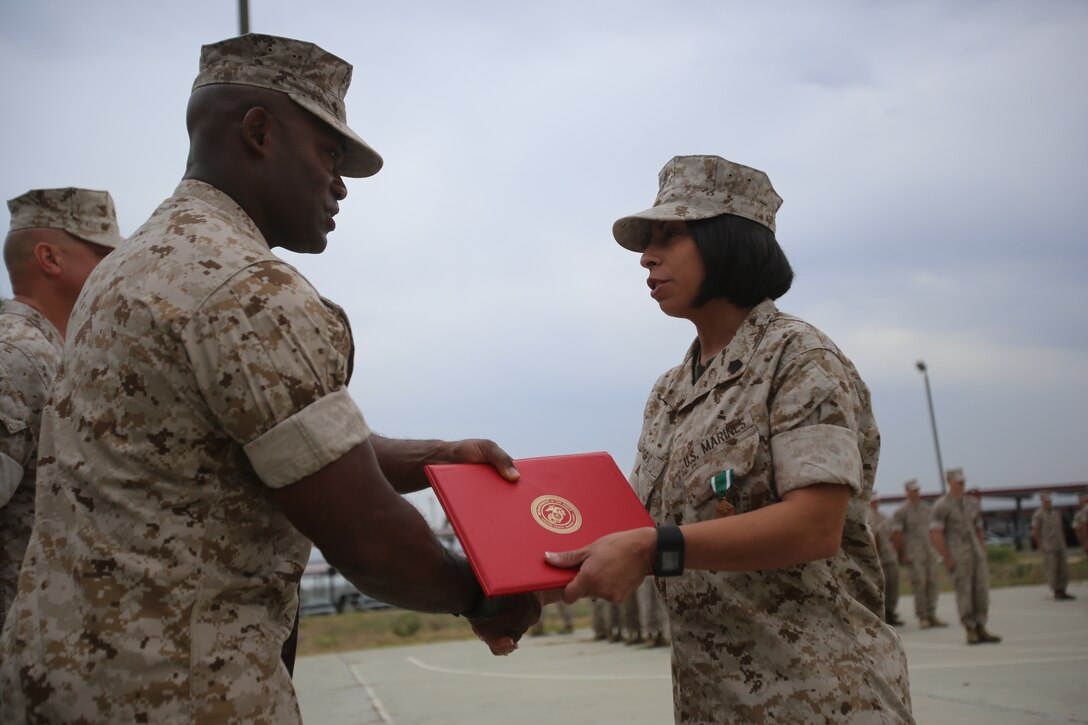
(300, 563), (394, 615)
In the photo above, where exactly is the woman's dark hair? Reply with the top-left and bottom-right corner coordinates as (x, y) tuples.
(688, 213), (794, 308)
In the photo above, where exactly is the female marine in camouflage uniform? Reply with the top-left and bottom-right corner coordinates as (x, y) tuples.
(548, 155), (912, 723)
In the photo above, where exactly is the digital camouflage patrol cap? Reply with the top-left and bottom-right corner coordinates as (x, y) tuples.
(7, 188), (123, 248)
(613, 155), (783, 252)
(192, 33), (383, 178)
(945, 467), (965, 483)
(904, 478), (920, 492)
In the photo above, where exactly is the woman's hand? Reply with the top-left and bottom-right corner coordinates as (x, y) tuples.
(544, 527), (656, 604)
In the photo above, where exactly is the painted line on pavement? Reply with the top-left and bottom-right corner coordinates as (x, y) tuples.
(404, 656), (669, 680)
(909, 654), (1088, 671)
(347, 662), (396, 724)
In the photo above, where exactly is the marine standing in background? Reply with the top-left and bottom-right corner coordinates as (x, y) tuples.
(528, 601), (574, 636)
(869, 496), (903, 625)
(930, 467), (1001, 644)
(620, 589), (642, 644)
(635, 577), (670, 647)
(891, 479), (945, 628)
(1073, 493), (1088, 558)
(0, 188), (120, 624)
(592, 598), (611, 640)
(1032, 492), (1074, 600)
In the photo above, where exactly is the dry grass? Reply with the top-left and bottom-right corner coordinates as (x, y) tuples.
(298, 600), (593, 656)
(897, 547), (1088, 594)
(298, 549), (1087, 656)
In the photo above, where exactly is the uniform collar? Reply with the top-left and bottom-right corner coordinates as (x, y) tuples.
(0, 297), (63, 350)
(660, 298), (779, 413)
(174, 179), (270, 251)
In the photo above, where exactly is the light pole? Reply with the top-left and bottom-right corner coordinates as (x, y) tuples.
(915, 360), (946, 494)
(239, 0), (249, 34)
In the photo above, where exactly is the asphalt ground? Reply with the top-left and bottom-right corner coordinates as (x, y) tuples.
(294, 581), (1087, 724)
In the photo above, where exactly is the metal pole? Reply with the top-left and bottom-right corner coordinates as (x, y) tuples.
(916, 360), (947, 494)
(239, 0), (249, 34)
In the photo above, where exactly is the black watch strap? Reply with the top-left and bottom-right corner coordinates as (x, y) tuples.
(653, 525), (685, 577)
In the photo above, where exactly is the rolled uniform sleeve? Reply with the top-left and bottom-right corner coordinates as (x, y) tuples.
(181, 261), (370, 488)
(768, 350), (863, 496)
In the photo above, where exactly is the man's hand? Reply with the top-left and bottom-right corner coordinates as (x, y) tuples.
(545, 527), (655, 604)
(469, 593), (541, 656)
(438, 438), (520, 483)
(943, 555), (956, 573)
(370, 435), (519, 492)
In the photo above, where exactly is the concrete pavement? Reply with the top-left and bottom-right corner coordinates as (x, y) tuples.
(295, 582), (1087, 724)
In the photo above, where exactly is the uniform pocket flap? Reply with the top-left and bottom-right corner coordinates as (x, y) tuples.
(688, 421), (761, 508)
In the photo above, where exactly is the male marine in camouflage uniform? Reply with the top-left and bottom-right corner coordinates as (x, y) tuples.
(635, 576), (670, 647)
(0, 188), (120, 624)
(1074, 493), (1088, 557)
(870, 496), (903, 625)
(0, 35), (537, 723)
(1033, 492), (1074, 600)
(930, 467), (1000, 643)
(892, 479), (945, 628)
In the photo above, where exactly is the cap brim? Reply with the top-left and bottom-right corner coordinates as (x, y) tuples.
(291, 93), (383, 178)
(74, 231), (124, 249)
(612, 200), (729, 252)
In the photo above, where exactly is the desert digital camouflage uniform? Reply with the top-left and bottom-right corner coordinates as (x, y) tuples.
(1032, 506), (1069, 595)
(636, 576), (670, 645)
(529, 601), (573, 636)
(634, 299), (912, 724)
(1, 187), (122, 630)
(0, 180), (369, 723)
(592, 597), (610, 638)
(621, 590), (642, 643)
(930, 494), (990, 629)
(869, 504), (901, 623)
(1074, 503), (1088, 554)
(0, 299), (63, 626)
(892, 499), (940, 622)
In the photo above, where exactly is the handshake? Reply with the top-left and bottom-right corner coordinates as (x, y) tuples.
(431, 451), (656, 657)
(462, 537), (654, 657)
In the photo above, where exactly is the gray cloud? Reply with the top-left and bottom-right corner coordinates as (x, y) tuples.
(2, 1), (1085, 522)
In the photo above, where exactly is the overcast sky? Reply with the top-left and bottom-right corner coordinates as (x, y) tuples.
(2, 1), (1086, 526)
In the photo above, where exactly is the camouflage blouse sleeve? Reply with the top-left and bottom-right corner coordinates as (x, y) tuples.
(0, 346), (38, 505)
(929, 497), (947, 531)
(766, 347), (864, 497)
(890, 506), (905, 533)
(180, 261), (370, 488)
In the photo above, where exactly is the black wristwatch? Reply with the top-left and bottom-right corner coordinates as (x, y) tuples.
(653, 525), (685, 577)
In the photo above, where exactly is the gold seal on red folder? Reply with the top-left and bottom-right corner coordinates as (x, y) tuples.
(530, 495), (582, 534)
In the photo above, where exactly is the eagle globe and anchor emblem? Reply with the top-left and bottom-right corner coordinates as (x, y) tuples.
(530, 495), (582, 534)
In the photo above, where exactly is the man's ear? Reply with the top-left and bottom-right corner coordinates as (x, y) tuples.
(241, 106), (272, 157)
(33, 241), (62, 278)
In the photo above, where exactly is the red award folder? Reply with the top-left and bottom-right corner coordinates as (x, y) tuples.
(425, 451), (653, 597)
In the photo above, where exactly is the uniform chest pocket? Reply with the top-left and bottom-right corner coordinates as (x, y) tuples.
(682, 421), (766, 514)
(635, 444), (668, 508)
(0, 413), (28, 436)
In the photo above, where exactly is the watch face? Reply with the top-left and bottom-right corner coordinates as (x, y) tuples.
(662, 552), (681, 571)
